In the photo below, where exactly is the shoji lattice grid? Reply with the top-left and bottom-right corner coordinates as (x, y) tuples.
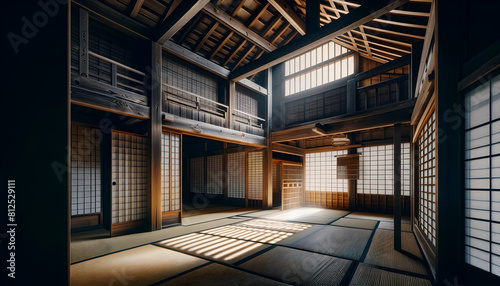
(248, 151), (263, 200)
(305, 150), (348, 193)
(357, 143), (411, 196)
(111, 132), (148, 224)
(161, 132), (181, 213)
(417, 111), (436, 247)
(207, 155), (223, 195)
(465, 72), (500, 276)
(71, 125), (102, 216)
(228, 152), (245, 199)
(282, 165), (304, 210)
(190, 157), (205, 193)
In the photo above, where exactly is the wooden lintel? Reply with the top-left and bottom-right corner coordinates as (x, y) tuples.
(305, 144), (362, 154)
(162, 41), (230, 78)
(72, 0), (152, 39)
(229, 0), (410, 81)
(268, 0), (306, 35)
(155, 0), (210, 44)
(202, 2), (276, 53)
(202, 145), (264, 157)
(161, 112), (266, 147)
(272, 126), (320, 142)
(272, 142), (304, 156)
(238, 79), (267, 96)
(71, 87), (150, 119)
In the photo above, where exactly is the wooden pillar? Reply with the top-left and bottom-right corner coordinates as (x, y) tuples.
(436, 0), (462, 282)
(306, 0), (320, 33)
(347, 133), (357, 211)
(263, 68), (273, 209)
(272, 63), (286, 130)
(347, 79), (356, 113)
(223, 142), (228, 203)
(411, 41), (423, 99)
(394, 123), (402, 251)
(79, 8), (89, 77)
(102, 132), (112, 230)
(149, 42), (163, 230)
(228, 81), (236, 130)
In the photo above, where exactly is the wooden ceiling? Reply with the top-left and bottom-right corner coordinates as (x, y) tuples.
(84, 0), (431, 77)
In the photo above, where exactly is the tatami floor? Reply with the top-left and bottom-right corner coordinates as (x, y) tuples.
(71, 207), (432, 285)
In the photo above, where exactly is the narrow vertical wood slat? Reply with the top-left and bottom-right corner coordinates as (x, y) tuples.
(79, 8), (89, 77)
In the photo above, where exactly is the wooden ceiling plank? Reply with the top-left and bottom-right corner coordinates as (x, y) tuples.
(229, 0), (410, 80)
(155, 0), (210, 44)
(224, 39), (247, 67)
(209, 30), (234, 60)
(203, 2), (276, 52)
(194, 22), (219, 53)
(268, 0), (306, 35)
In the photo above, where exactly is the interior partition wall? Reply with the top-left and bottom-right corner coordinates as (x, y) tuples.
(464, 70), (500, 277)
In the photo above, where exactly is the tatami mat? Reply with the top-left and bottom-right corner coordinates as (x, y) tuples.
(156, 233), (271, 264)
(331, 218), (379, 230)
(182, 208), (260, 225)
(71, 217), (249, 263)
(378, 221), (412, 232)
(277, 225), (325, 246)
(159, 263), (287, 286)
(239, 246), (352, 285)
(346, 212), (411, 223)
(286, 225), (373, 260)
(364, 229), (427, 275)
(70, 245), (207, 286)
(350, 263), (431, 286)
(240, 207), (349, 224)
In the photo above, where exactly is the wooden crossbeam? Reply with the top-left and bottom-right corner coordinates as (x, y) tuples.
(229, 0), (410, 80)
(209, 31), (234, 60)
(202, 2), (276, 52)
(247, 3), (270, 28)
(154, 0), (210, 44)
(232, 45), (255, 71)
(270, 23), (290, 45)
(194, 22), (219, 53)
(224, 39), (247, 67)
(129, 0), (144, 17)
(268, 0), (306, 35)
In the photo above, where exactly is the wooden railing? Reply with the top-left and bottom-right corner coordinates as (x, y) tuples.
(71, 45), (147, 95)
(355, 75), (409, 111)
(233, 109), (265, 129)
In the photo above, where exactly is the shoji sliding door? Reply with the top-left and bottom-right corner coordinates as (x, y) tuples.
(161, 132), (182, 226)
(71, 124), (102, 229)
(110, 131), (148, 236)
(247, 151), (263, 207)
(464, 71), (500, 276)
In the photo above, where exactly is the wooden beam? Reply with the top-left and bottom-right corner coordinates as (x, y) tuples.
(209, 31), (234, 60)
(176, 13), (203, 45)
(72, 0), (151, 39)
(362, 24), (425, 40)
(237, 79), (267, 96)
(305, 144), (362, 154)
(154, 0), (210, 44)
(150, 42), (163, 230)
(272, 143), (304, 156)
(414, 1), (435, 98)
(247, 3), (270, 28)
(202, 2), (276, 52)
(232, 45), (255, 71)
(231, 0), (246, 17)
(194, 22), (219, 53)
(358, 26), (372, 57)
(270, 23), (290, 45)
(130, 0), (144, 17)
(164, 0), (182, 20)
(162, 41), (230, 78)
(268, 0), (306, 35)
(261, 16), (282, 39)
(224, 39), (247, 67)
(229, 0), (411, 81)
(394, 123), (402, 250)
(161, 112), (266, 146)
(351, 29), (412, 48)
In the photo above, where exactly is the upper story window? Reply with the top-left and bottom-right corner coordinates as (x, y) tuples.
(284, 42), (355, 96)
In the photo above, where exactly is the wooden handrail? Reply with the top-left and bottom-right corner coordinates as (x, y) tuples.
(88, 51), (146, 76)
(356, 75), (408, 93)
(233, 109), (266, 122)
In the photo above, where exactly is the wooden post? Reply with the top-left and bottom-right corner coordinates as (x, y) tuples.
(347, 79), (356, 113)
(149, 42), (163, 230)
(228, 81), (236, 130)
(223, 142), (228, 203)
(394, 123), (401, 251)
(348, 133), (357, 211)
(306, 0), (320, 34)
(79, 8), (89, 77)
(111, 64), (117, 86)
(263, 68), (273, 209)
(102, 131), (112, 231)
